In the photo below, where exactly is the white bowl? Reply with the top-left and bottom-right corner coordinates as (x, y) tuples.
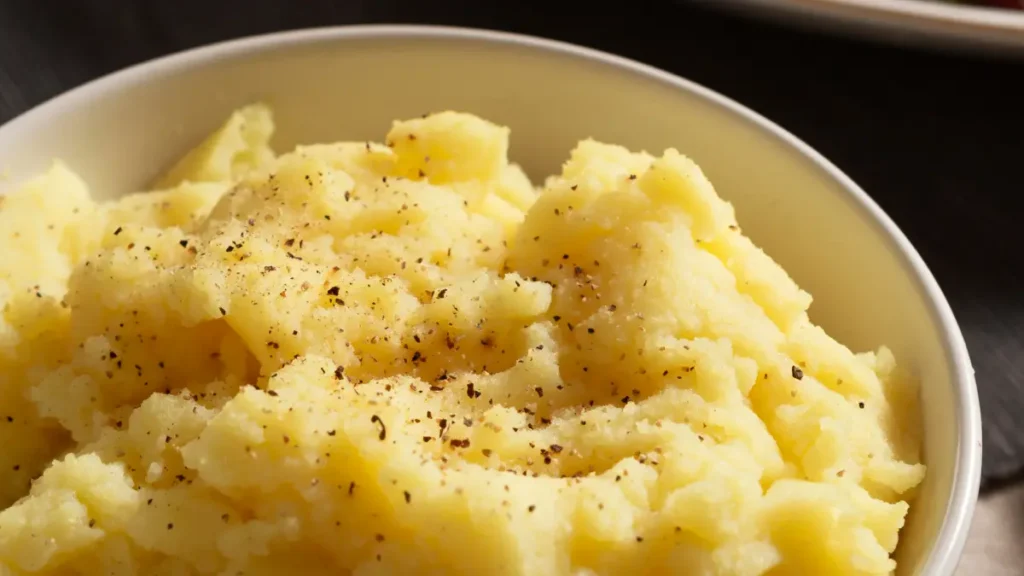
(712, 0), (1024, 54)
(0, 25), (981, 575)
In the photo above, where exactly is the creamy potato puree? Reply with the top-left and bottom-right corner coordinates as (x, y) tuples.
(0, 106), (925, 576)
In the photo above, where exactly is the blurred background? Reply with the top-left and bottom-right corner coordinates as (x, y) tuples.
(1, 0), (1022, 572)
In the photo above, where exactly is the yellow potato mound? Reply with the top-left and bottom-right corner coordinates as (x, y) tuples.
(0, 105), (925, 576)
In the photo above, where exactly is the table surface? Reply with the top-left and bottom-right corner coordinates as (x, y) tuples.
(960, 485), (1024, 575)
(1, 0), (1022, 566)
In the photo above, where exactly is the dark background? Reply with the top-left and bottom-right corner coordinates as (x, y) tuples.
(2, 0), (1022, 491)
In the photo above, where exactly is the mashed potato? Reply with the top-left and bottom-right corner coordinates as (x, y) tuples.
(0, 105), (925, 576)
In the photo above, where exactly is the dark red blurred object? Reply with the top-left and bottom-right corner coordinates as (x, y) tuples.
(972, 0), (1024, 8)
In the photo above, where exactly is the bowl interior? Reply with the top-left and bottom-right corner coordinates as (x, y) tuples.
(0, 27), (978, 575)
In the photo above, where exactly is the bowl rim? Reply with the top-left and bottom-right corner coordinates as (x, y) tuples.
(0, 24), (982, 575)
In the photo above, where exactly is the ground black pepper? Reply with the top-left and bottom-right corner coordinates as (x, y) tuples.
(371, 415), (387, 440)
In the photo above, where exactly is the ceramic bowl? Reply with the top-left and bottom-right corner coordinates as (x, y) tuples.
(0, 25), (982, 575)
